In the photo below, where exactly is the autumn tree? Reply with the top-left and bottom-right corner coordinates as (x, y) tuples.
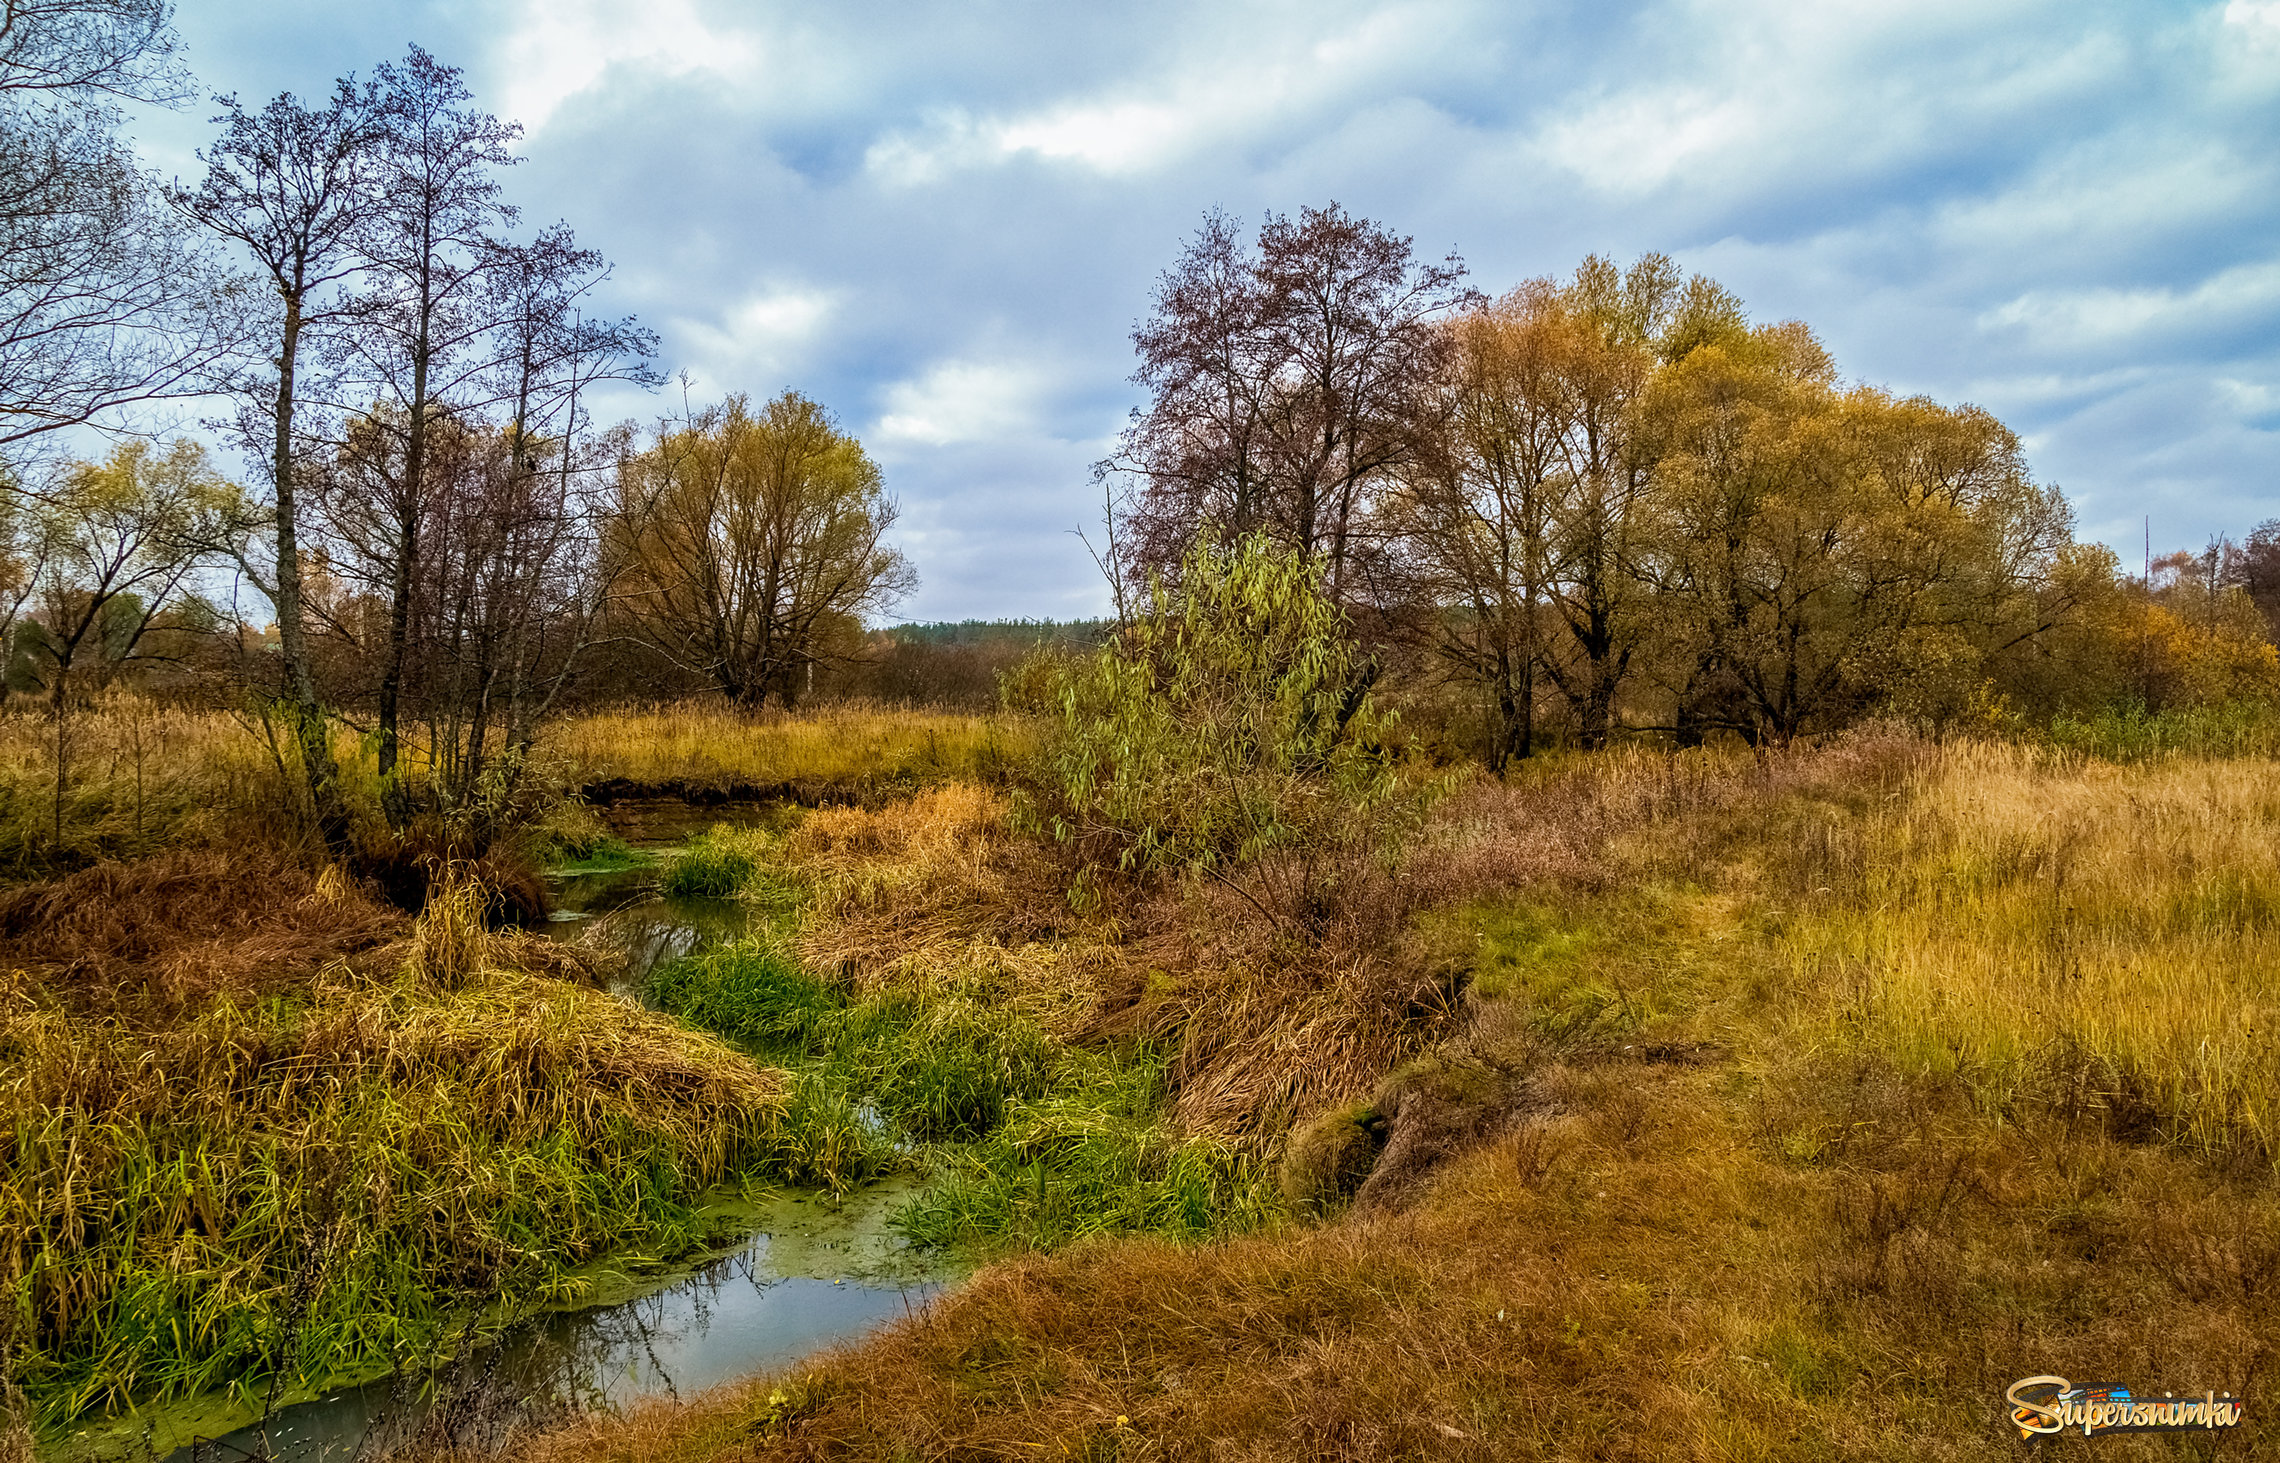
(613, 391), (912, 709)
(1111, 204), (1477, 600)
(1387, 286), (1567, 767)
(1644, 325), (2075, 744)
(11, 439), (220, 839)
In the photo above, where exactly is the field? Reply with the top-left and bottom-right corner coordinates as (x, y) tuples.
(508, 737), (2280, 1462)
(5, 699), (2277, 1462)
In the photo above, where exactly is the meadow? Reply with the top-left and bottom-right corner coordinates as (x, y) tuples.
(507, 735), (2280, 1463)
(6, 694), (2278, 1462)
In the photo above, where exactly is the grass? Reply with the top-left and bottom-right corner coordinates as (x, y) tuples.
(1775, 741), (2280, 1159)
(541, 702), (1031, 795)
(659, 826), (765, 898)
(2045, 697), (2280, 760)
(518, 734), (2280, 1462)
(0, 870), (888, 1433)
(644, 855), (1270, 1250)
(0, 697), (1035, 886)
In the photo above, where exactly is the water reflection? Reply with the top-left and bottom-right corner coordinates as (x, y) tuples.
(542, 865), (752, 997)
(157, 1187), (949, 1463)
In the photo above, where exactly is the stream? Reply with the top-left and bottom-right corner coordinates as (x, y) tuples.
(48, 823), (961, 1463)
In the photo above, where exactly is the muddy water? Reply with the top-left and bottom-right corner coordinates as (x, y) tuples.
(48, 838), (962, 1463)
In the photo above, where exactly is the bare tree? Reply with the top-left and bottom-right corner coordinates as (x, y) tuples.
(169, 76), (382, 847)
(0, 0), (239, 454)
(1111, 204), (1477, 600)
(338, 45), (519, 802)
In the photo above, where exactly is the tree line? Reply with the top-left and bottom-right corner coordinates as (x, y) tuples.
(1104, 205), (2280, 760)
(0, 5), (913, 849)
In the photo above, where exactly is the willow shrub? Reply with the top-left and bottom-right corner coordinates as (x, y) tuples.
(1008, 533), (1416, 901)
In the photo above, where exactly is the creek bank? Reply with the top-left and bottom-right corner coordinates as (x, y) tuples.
(43, 1182), (959, 1463)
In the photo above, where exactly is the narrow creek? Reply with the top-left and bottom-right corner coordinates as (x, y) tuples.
(50, 817), (963, 1463)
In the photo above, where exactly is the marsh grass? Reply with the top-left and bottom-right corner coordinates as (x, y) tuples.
(645, 934), (1268, 1250)
(659, 827), (764, 898)
(520, 734), (2280, 1462)
(0, 870), (893, 1431)
(542, 702), (1029, 795)
(2046, 697), (2280, 761)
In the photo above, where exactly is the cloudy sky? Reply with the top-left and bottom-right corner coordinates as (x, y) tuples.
(130, 0), (2279, 621)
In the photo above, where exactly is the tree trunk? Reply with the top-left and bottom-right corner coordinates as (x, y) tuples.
(271, 293), (349, 852)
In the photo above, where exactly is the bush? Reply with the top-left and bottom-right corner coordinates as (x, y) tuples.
(1010, 533), (1413, 891)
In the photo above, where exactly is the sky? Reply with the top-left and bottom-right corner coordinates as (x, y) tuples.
(124, 0), (2280, 622)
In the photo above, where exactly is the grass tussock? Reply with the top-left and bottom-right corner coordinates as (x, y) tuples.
(542, 702), (1029, 797)
(0, 860), (846, 1431)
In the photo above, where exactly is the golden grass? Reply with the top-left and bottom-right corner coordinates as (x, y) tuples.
(519, 736), (2280, 1462)
(1778, 742), (2280, 1158)
(540, 702), (1031, 794)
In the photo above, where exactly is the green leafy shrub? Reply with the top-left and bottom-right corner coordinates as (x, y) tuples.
(1009, 532), (1411, 887)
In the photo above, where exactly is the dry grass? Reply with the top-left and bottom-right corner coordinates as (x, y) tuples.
(1776, 742), (2280, 1160)
(0, 852), (792, 1428)
(0, 848), (404, 1018)
(541, 702), (1030, 796)
(520, 734), (2280, 1462)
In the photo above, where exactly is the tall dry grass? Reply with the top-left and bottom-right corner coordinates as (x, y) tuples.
(541, 702), (1030, 795)
(1778, 742), (2280, 1158)
(0, 870), (803, 1429)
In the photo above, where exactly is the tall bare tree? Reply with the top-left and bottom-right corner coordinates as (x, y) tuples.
(170, 76), (381, 845)
(340, 45), (519, 799)
(0, 0), (237, 454)
(1111, 204), (1476, 600)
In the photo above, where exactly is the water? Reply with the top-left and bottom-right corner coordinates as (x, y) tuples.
(47, 837), (960, 1463)
(544, 860), (752, 994)
(116, 1183), (952, 1463)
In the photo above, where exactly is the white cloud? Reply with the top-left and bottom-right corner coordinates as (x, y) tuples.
(495, 0), (761, 131)
(876, 360), (1053, 447)
(1980, 258), (2280, 351)
(669, 285), (839, 390)
(1530, 2), (2122, 199)
(862, 2), (1463, 184)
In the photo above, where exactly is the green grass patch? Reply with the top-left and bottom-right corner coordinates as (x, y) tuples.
(646, 939), (1272, 1251)
(2045, 698), (2280, 761)
(661, 826), (763, 897)
(548, 835), (649, 875)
